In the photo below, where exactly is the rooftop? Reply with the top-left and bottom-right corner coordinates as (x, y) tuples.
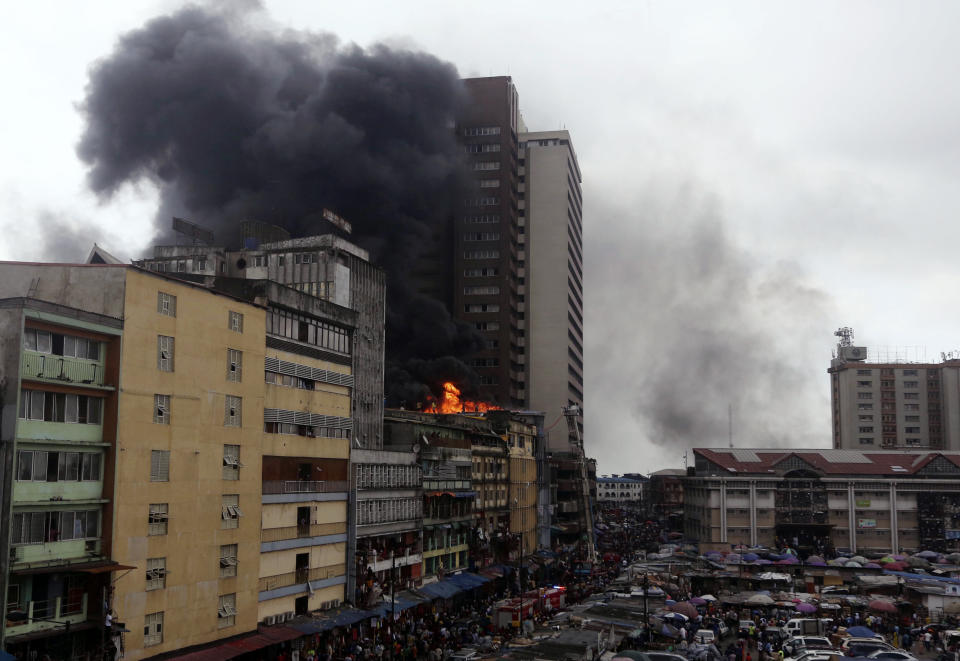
(695, 448), (960, 477)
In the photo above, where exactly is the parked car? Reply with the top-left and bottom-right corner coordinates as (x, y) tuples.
(840, 638), (894, 656)
(786, 650), (841, 661)
(694, 629), (716, 645)
(867, 651), (919, 661)
(738, 620), (757, 636)
(782, 636), (833, 657)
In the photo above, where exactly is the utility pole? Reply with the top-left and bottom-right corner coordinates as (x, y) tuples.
(563, 404), (596, 563)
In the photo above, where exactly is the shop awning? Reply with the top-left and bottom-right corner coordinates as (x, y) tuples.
(258, 626), (302, 643)
(447, 572), (490, 590)
(169, 645), (241, 660)
(291, 608), (376, 634)
(417, 579), (463, 600)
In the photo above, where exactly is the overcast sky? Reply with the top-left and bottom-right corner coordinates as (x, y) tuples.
(3, 1), (960, 473)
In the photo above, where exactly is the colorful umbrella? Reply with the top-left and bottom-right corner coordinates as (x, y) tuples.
(795, 603), (817, 613)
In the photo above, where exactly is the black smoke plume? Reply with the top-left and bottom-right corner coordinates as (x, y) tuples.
(77, 2), (485, 404)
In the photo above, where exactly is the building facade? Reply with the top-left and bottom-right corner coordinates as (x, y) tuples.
(828, 349), (960, 451)
(687, 448), (960, 555)
(0, 292), (126, 660)
(597, 476), (647, 506)
(0, 259), (368, 659)
(456, 76), (524, 408)
(518, 130), (584, 449)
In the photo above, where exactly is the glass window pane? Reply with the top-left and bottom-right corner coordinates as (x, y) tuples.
(65, 395), (79, 423)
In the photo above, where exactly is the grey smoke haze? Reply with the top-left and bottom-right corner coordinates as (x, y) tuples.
(76, 2), (486, 405)
(585, 180), (834, 464)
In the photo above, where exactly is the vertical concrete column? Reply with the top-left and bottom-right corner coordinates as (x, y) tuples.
(749, 480), (758, 547)
(890, 482), (898, 554)
(847, 482), (857, 553)
(720, 480), (728, 544)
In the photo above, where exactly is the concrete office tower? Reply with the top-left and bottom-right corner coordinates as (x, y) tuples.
(518, 131), (584, 449)
(828, 339), (960, 450)
(457, 76), (525, 408)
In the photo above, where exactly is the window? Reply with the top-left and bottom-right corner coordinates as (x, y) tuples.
(11, 510), (99, 544)
(858, 414), (873, 421)
(144, 612), (163, 647)
(253, 255), (266, 267)
(905, 403), (920, 411)
(221, 494), (241, 529)
(903, 369), (918, 376)
(474, 321), (500, 331)
(905, 426), (921, 433)
(903, 380), (919, 388)
(148, 504), (168, 536)
(464, 286), (500, 296)
(157, 336), (174, 372)
(859, 438), (874, 445)
(462, 126), (501, 136)
(150, 450), (170, 482)
(157, 292), (176, 317)
(904, 392), (919, 399)
(858, 392), (873, 399)
(80, 454), (100, 481)
(463, 249), (500, 260)
(858, 403), (873, 410)
(224, 396), (242, 427)
(23, 329), (52, 353)
(18, 391), (102, 424)
(227, 349), (242, 382)
(857, 369), (873, 375)
(223, 445), (240, 480)
(905, 415), (920, 422)
(463, 232), (500, 242)
(463, 214), (500, 224)
(906, 438), (922, 446)
(265, 309), (352, 355)
(219, 544), (238, 578)
(859, 426), (874, 433)
(228, 311), (244, 333)
(218, 593), (237, 628)
(154, 395), (170, 425)
(146, 557), (166, 591)
(857, 380), (872, 387)
(473, 161), (500, 171)
(478, 179), (500, 188)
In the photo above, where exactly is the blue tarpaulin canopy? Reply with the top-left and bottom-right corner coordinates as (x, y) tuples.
(371, 595), (423, 618)
(291, 608), (375, 634)
(417, 580), (463, 600)
(447, 572), (490, 590)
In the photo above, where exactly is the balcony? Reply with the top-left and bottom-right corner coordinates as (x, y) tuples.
(11, 539), (101, 567)
(21, 353), (105, 388)
(5, 593), (88, 638)
(262, 480), (349, 495)
(258, 563), (346, 592)
(364, 553), (423, 573)
(262, 480), (348, 504)
(261, 522), (347, 543)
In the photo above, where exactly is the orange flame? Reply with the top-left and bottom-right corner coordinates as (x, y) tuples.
(424, 382), (500, 414)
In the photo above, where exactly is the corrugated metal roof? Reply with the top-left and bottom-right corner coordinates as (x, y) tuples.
(730, 450), (761, 463)
(821, 451), (872, 464)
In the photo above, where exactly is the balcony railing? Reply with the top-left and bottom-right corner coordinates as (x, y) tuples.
(261, 521), (347, 543)
(258, 564), (345, 592)
(5, 593), (88, 635)
(262, 480), (349, 495)
(423, 479), (471, 490)
(21, 353), (104, 387)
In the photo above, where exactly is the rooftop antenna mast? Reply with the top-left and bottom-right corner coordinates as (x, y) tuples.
(171, 217), (215, 247)
(835, 327), (855, 348)
(728, 404), (733, 449)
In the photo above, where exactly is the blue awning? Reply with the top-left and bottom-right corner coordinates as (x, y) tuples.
(452, 491), (476, 498)
(447, 572), (490, 590)
(0, 650), (15, 661)
(417, 579), (463, 600)
(291, 608), (375, 633)
(370, 595), (422, 618)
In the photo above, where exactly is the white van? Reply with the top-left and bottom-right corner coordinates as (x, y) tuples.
(786, 618), (827, 636)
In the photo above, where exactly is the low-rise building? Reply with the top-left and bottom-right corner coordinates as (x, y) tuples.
(597, 475), (647, 506)
(687, 448), (960, 554)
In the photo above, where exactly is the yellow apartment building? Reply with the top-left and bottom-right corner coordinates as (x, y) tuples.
(111, 269), (266, 658)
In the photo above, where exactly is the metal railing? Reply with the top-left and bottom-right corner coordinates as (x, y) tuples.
(22, 353), (104, 387)
(5, 593), (88, 629)
(258, 564), (346, 592)
(261, 521), (347, 543)
(262, 480), (349, 495)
